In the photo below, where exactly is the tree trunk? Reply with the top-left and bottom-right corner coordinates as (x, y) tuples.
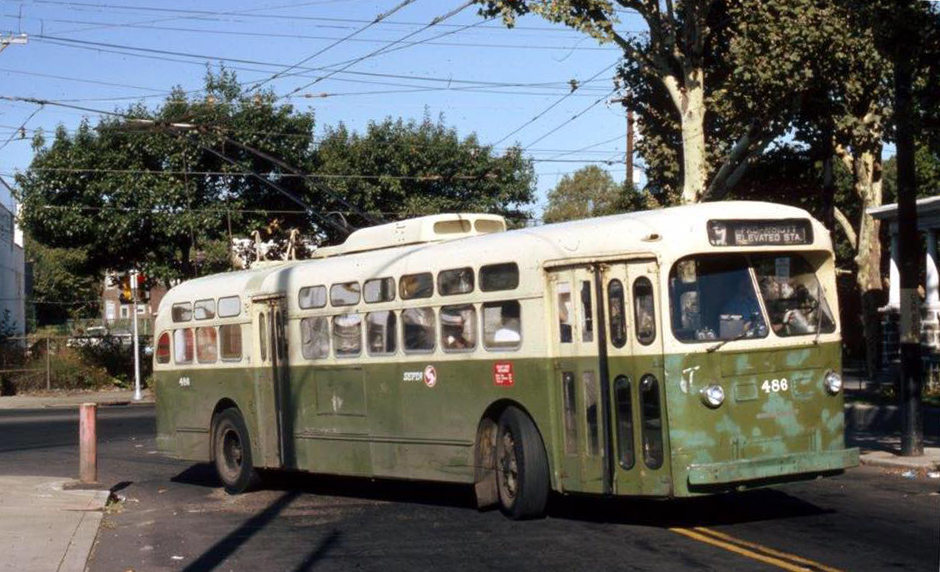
(679, 74), (708, 204)
(853, 147), (885, 378)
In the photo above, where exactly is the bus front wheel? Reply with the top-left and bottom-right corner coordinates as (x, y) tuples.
(212, 408), (260, 494)
(496, 406), (549, 519)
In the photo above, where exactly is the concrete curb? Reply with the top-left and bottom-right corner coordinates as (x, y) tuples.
(859, 449), (940, 472)
(54, 482), (111, 572)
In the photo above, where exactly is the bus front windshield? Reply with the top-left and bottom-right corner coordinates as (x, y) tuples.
(669, 253), (835, 343)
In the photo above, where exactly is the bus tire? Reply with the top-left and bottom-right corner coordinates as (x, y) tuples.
(212, 408), (260, 494)
(496, 406), (549, 519)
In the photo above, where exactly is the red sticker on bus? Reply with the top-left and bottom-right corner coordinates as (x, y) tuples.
(493, 362), (514, 387)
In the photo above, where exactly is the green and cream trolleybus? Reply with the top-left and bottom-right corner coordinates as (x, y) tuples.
(154, 201), (859, 519)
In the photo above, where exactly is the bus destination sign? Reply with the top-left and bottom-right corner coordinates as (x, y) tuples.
(707, 219), (813, 247)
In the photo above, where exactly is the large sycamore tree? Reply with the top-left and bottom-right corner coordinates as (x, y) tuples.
(478, 0), (829, 204)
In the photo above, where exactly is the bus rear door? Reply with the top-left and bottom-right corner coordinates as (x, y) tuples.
(548, 266), (605, 494)
(250, 295), (290, 469)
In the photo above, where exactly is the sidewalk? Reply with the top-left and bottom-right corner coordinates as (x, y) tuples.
(0, 477), (110, 572)
(0, 388), (155, 410)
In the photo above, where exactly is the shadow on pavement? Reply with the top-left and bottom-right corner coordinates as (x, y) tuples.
(171, 462), (830, 528)
(181, 489), (310, 572)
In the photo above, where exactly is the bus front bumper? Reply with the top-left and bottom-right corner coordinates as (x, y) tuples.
(687, 448), (860, 486)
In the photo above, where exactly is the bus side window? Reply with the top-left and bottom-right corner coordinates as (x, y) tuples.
(580, 280), (594, 343)
(608, 279), (627, 348)
(441, 304), (477, 351)
(402, 308), (436, 352)
(366, 311), (397, 355)
(301, 316), (329, 359)
(583, 371), (600, 456)
(219, 324), (242, 360)
(633, 277), (656, 345)
(332, 313), (362, 357)
(640, 374), (664, 470)
(482, 300), (521, 350)
(196, 327), (218, 363)
(614, 375), (635, 469)
(258, 312), (267, 362)
(562, 371), (578, 455)
(174, 328), (194, 364)
(557, 282), (573, 343)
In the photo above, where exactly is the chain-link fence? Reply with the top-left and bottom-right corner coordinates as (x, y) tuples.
(0, 334), (152, 396)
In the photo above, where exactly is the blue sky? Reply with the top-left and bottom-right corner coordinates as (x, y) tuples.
(0, 0), (648, 218)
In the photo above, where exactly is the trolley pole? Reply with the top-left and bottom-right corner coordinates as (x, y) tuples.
(131, 270), (142, 402)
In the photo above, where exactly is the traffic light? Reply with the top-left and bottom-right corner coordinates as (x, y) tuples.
(118, 272), (149, 303)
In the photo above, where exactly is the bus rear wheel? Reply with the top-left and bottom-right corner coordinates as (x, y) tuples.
(495, 406), (549, 519)
(212, 408), (260, 494)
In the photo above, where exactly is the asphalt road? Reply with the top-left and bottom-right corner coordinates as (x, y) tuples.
(1, 406), (937, 572)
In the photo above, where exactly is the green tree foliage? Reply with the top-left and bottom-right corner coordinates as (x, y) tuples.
(16, 68), (318, 285)
(25, 237), (101, 325)
(542, 165), (641, 223)
(315, 114), (535, 225)
(17, 71), (536, 300)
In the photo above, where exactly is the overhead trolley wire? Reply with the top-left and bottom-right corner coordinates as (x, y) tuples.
(247, 0), (418, 93)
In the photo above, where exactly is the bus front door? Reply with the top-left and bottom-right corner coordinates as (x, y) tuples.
(602, 260), (672, 496)
(250, 295), (290, 469)
(549, 266), (606, 494)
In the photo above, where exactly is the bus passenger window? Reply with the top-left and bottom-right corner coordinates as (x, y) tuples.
(580, 281), (594, 343)
(332, 314), (362, 357)
(174, 328), (194, 364)
(438, 267), (474, 296)
(562, 371), (578, 455)
(441, 304), (477, 351)
(331, 282), (361, 306)
(196, 327), (218, 363)
(219, 324), (242, 360)
(299, 286), (326, 309)
(640, 374), (664, 470)
(218, 296), (241, 318)
(557, 282), (572, 343)
(400, 273), (433, 300)
(608, 279), (627, 348)
(156, 332), (170, 364)
(402, 308), (435, 352)
(480, 262), (519, 292)
(259, 313), (267, 362)
(633, 277), (656, 345)
(300, 317), (329, 359)
(172, 302), (192, 322)
(364, 277), (396, 303)
(482, 300), (521, 350)
(366, 311), (397, 355)
(614, 376), (635, 469)
(583, 371), (600, 457)
(194, 299), (215, 320)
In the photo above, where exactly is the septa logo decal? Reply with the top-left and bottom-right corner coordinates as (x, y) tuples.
(423, 365), (438, 388)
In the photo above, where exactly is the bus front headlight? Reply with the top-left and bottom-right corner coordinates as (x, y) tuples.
(824, 370), (843, 395)
(700, 384), (725, 408)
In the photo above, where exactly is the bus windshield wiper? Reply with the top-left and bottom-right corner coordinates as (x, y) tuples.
(813, 282), (824, 345)
(706, 329), (751, 353)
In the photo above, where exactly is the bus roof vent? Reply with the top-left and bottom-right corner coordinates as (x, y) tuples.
(313, 213), (507, 258)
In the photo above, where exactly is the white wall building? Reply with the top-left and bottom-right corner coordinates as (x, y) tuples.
(0, 200), (25, 337)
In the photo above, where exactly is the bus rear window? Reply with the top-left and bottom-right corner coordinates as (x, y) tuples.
(156, 332), (170, 364)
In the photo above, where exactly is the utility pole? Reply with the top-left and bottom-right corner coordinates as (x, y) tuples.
(130, 270), (142, 402)
(0, 33), (27, 54)
(893, 1), (923, 457)
(610, 97), (634, 187)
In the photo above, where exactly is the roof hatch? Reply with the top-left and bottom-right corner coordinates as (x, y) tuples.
(313, 213), (507, 258)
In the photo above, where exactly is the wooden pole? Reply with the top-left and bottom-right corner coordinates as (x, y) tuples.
(79, 403), (97, 484)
